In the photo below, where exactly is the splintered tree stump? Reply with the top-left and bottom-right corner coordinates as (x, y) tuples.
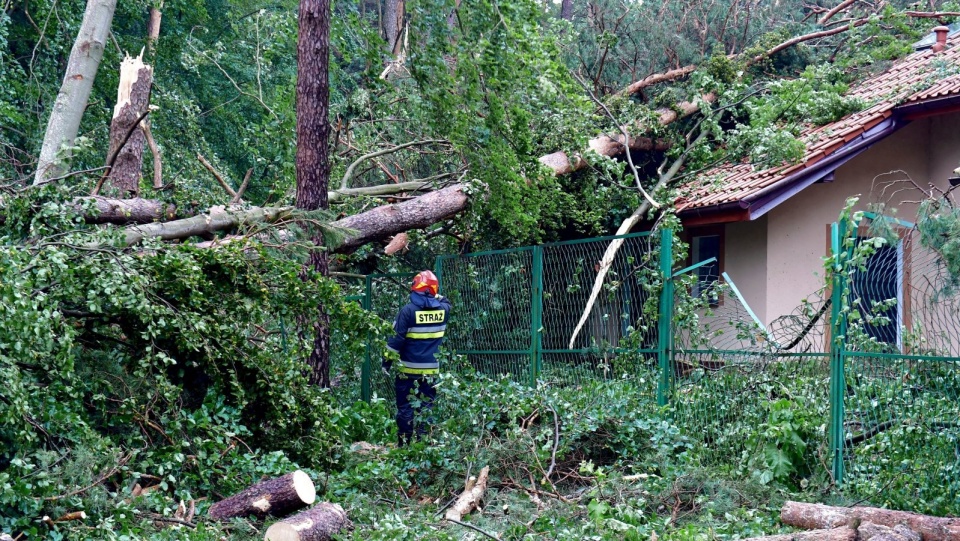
(741, 525), (856, 541)
(781, 502), (960, 541)
(105, 54), (153, 197)
(208, 470), (316, 521)
(264, 503), (350, 541)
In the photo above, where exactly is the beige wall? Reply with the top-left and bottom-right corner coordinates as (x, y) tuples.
(762, 111), (960, 325)
(723, 216), (769, 324)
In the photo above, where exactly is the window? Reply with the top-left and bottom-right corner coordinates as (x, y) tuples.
(850, 235), (905, 348)
(689, 228), (723, 305)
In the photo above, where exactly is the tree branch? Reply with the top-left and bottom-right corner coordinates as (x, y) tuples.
(197, 153), (237, 198)
(339, 139), (449, 189)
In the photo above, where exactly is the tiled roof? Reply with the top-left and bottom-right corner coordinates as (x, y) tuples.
(678, 33), (960, 213)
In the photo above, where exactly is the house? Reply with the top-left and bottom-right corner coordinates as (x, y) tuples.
(675, 25), (960, 338)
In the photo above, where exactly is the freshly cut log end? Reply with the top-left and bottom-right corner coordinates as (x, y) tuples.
(292, 470), (317, 507)
(264, 503), (350, 541)
(207, 470), (316, 521)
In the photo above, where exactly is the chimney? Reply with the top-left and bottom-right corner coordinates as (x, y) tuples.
(932, 26), (949, 53)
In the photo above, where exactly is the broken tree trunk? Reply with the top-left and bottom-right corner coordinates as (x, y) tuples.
(34, 0), (118, 184)
(105, 54), (153, 196)
(780, 501), (960, 541)
(207, 470), (316, 521)
(263, 503), (350, 541)
(740, 525), (856, 541)
(445, 466), (489, 522)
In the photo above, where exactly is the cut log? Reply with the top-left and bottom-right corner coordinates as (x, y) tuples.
(207, 470), (316, 521)
(445, 466), (489, 522)
(740, 525), (856, 541)
(263, 503), (350, 541)
(104, 54), (153, 196)
(858, 522), (921, 541)
(781, 501), (960, 541)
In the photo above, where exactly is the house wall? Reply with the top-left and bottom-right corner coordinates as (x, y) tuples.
(723, 216), (769, 324)
(762, 111), (960, 328)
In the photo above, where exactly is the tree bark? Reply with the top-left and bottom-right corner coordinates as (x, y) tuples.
(445, 466), (489, 522)
(780, 502), (960, 541)
(34, 0), (118, 184)
(146, 6), (162, 58)
(122, 205), (292, 246)
(105, 54), (153, 196)
(743, 526), (858, 541)
(331, 183), (468, 253)
(384, 0), (404, 54)
(207, 471), (316, 521)
(740, 525), (856, 541)
(296, 0), (333, 388)
(560, 0), (573, 20)
(263, 503), (350, 541)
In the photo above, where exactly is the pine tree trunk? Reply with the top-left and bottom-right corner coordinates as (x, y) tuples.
(384, 0), (403, 54)
(34, 0), (118, 184)
(296, 0), (333, 388)
(105, 55), (153, 197)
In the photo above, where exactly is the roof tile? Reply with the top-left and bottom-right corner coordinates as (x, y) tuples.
(682, 36), (960, 211)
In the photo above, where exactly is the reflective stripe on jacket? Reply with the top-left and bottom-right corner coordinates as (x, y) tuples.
(386, 292), (452, 374)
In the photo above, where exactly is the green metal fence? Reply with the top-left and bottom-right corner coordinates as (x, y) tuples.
(350, 218), (959, 511)
(436, 231), (666, 394)
(829, 213), (960, 513)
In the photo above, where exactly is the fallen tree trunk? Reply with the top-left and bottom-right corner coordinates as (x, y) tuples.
(263, 503), (350, 541)
(741, 525), (856, 541)
(208, 470), (316, 521)
(330, 183), (468, 253)
(538, 94), (713, 176)
(781, 501), (960, 541)
(82, 196), (177, 224)
(445, 465), (489, 522)
(123, 205), (293, 246)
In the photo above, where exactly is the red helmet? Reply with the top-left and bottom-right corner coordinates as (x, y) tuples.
(411, 270), (439, 296)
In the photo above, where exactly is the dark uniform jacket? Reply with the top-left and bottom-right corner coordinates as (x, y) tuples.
(386, 292), (452, 374)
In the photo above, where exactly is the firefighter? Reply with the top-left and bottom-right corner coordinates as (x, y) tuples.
(384, 270), (452, 446)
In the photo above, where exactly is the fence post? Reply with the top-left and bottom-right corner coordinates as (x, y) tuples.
(361, 275), (373, 403)
(828, 221), (846, 483)
(530, 246), (544, 387)
(657, 228), (674, 407)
